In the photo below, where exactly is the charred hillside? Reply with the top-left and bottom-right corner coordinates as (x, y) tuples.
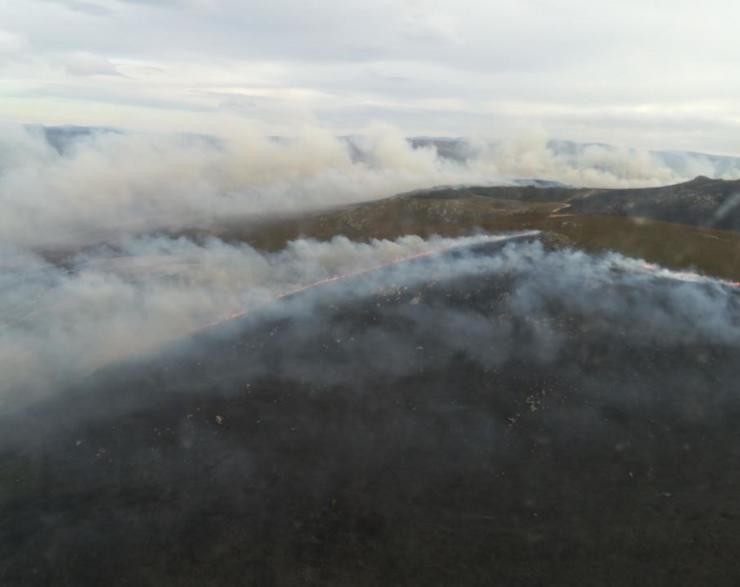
(2, 240), (740, 586)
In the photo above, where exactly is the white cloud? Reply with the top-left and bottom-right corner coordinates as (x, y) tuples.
(0, 30), (25, 56)
(61, 52), (123, 76)
(0, 0), (739, 153)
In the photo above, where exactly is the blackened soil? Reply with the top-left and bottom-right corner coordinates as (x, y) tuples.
(1, 264), (739, 586)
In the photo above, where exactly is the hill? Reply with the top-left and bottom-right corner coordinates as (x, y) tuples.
(3, 237), (740, 585)
(170, 179), (740, 283)
(563, 176), (740, 231)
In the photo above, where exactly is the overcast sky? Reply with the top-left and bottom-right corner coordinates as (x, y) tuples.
(1, 0), (739, 153)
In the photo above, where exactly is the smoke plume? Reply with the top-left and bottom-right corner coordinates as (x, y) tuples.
(2, 227), (738, 414)
(1, 123), (740, 413)
(2, 124), (740, 250)
(2, 125), (740, 587)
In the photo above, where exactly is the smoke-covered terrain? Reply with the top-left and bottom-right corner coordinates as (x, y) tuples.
(2, 235), (740, 585)
(2, 126), (740, 585)
(0, 233), (502, 406)
(3, 125), (740, 251)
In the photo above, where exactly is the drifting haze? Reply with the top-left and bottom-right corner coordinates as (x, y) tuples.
(3, 230), (738, 413)
(0, 233), (493, 405)
(2, 124), (740, 250)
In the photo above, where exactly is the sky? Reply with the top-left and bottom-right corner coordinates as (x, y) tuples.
(1, 0), (739, 154)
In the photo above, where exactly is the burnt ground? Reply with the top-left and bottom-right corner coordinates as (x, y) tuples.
(2, 242), (740, 586)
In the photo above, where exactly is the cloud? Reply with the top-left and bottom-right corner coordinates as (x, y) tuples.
(0, 30), (25, 58)
(42, 0), (113, 17)
(61, 52), (123, 76)
(0, 1), (739, 151)
(400, 10), (462, 45)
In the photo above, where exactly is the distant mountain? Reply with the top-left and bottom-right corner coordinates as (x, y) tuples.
(396, 177), (740, 233)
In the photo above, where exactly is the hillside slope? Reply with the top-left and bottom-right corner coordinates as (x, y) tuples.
(3, 240), (740, 585)
(180, 184), (740, 282)
(563, 176), (740, 230)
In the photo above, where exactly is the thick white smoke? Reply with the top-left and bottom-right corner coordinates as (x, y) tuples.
(0, 233), (499, 406)
(2, 123), (740, 250)
(0, 124), (451, 249)
(2, 122), (739, 411)
(2, 229), (738, 410)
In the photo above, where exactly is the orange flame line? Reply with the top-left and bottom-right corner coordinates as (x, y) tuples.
(198, 245), (451, 334)
(198, 239), (740, 336)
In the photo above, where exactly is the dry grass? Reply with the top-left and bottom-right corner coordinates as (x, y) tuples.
(193, 195), (740, 282)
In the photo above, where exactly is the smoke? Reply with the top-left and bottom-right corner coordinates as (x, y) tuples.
(0, 124), (451, 250)
(3, 120), (740, 585)
(3, 123), (740, 250)
(266, 239), (740, 381)
(465, 134), (682, 187)
(1, 121), (740, 412)
(2, 223), (739, 584)
(3, 223), (738, 414)
(0, 233), (505, 407)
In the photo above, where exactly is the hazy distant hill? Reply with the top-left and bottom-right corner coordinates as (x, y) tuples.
(563, 176), (740, 231)
(399, 176), (740, 232)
